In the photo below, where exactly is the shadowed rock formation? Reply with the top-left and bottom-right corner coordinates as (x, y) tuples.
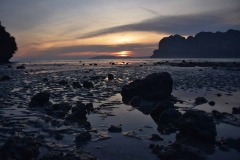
(0, 21), (18, 63)
(151, 29), (240, 58)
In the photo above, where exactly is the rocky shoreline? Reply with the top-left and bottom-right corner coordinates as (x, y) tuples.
(0, 59), (240, 159)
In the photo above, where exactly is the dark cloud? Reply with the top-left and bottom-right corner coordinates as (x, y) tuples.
(79, 8), (240, 39)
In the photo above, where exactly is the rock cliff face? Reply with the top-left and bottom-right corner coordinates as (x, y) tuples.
(151, 29), (240, 58)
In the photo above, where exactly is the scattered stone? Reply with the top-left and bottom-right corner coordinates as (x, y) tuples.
(43, 78), (48, 81)
(232, 107), (240, 114)
(73, 81), (82, 88)
(40, 150), (97, 160)
(108, 74), (114, 80)
(16, 65), (25, 69)
(211, 110), (224, 119)
(122, 131), (142, 139)
(83, 81), (94, 88)
(216, 93), (222, 97)
(148, 134), (164, 141)
(208, 101), (215, 106)
(92, 132), (112, 141)
(178, 110), (216, 141)
(28, 92), (50, 107)
(75, 131), (91, 142)
(108, 125), (122, 132)
(195, 97), (208, 105)
(66, 102), (88, 121)
(121, 72), (173, 100)
(159, 108), (182, 124)
(0, 75), (10, 81)
(59, 80), (68, 85)
(54, 134), (64, 141)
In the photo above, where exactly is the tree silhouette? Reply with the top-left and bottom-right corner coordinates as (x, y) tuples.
(0, 21), (18, 63)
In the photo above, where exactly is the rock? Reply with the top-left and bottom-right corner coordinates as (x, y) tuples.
(66, 102), (88, 121)
(43, 78), (48, 81)
(194, 97), (208, 105)
(211, 110), (224, 119)
(121, 72), (173, 100)
(108, 125), (122, 132)
(83, 81), (94, 88)
(108, 74), (114, 80)
(208, 101), (215, 106)
(178, 110), (216, 141)
(159, 142), (205, 160)
(159, 108), (182, 124)
(75, 131), (92, 142)
(59, 80), (68, 85)
(8, 65), (12, 68)
(16, 65), (25, 69)
(46, 102), (72, 118)
(122, 131), (142, 139)
(129, 96), (142, 106)
(232, 107), (240, 114)
(40, 150), (97, 160)
(0, 136), (41, 160)
(54, 134), (64, 140)
(0, 75), (10, 81)
(28, 92), (50, 107)
(216, 93), (222, 97)
(86, 103), (94, 112)
(150, 101), (174, 117)
(148, 134), (164, 141)
(72, 81), (82, 88)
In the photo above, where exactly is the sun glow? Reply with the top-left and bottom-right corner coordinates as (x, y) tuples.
(118, 51), (130, 57)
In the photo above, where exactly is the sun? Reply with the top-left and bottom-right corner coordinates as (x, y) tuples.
(118, 51), (129, 57)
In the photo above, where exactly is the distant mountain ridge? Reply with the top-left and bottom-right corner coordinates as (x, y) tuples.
(90, 55), (149, 59)
(151, 29), (240, 58)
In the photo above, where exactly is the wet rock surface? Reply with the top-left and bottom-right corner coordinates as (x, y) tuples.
(178, 110), (217, 141)
(28, 92), (50, 107)
(121, 72), (173, 100)
(108, 125), (122, 132)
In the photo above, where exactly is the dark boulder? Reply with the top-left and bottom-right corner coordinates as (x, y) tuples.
(28, 92), (50, 107)
(83, 81), (94, 88)
(108, 125), (122, 132)
(232, 107), (240, 114)
(43, 78), (48, 81)
(148, 134), (164, 141)
(150, 101), (174, 117)
(208, 101), (215, 106)
(159, 108), (182, 124)
(121, 72), (173, 100)
(0, 75), (10, 81)
(75, 131), (92, 142)
(108, 74), (114, 80)
(178, 110), (217, 141)
(86, 103), (94, 112)
(16, 65), (25, 69)
(195, 97), (208, 105)
(46, 102), (72, 118)
(72, 81), (82, 88)
(66, 102), (88, 121)
(59, 80), (68, 85)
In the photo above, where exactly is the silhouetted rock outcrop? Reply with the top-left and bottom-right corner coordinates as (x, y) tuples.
(151, 29), (240, 58)
(0, 21), (18, 63)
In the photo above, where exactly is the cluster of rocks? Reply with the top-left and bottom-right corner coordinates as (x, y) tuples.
(0, 75), (10, 81)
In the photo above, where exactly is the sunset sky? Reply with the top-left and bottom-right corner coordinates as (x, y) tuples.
(1, 0), (240, 61)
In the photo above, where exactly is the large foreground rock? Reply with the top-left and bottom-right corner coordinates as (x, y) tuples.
(178, 110), (217, 141)
(121, 72), (173, 100)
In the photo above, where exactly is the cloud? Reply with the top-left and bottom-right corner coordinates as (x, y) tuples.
(25, 43), (156, 59)
(79, 7), (240, 39)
